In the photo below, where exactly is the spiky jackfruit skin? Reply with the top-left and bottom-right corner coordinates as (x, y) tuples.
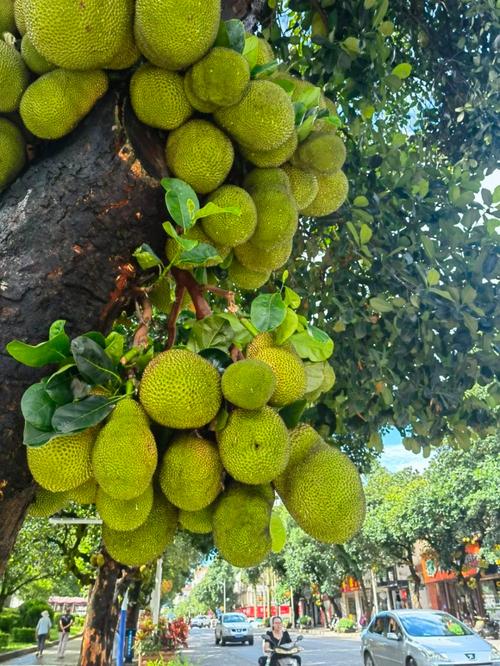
(103, 493), (178, 567)
(28, 488), (69, 517)
(301, 170), (349, 217)
(20, 34), (55, 74)
(246, 332), (275, 356)
(0, 0), (15, 34)
(214, 80), (295, 152)
(68, 478), (97, 504)
(247, 186), (298, 249)
(27, 428), (97, 492)
(249, 347), (306, 407)
(92, 400), (157, 500)
(13, 0), (24, 34)
(165, 119), (234, 195)
(244, 167), (291, 193)
(135, 0), (220, 71)
(235, 237), (292, 273)
(24, 0), (130, 70)
(256, 37), (274, 66)
(227, 260), (270, 291)
(283, 164), (319, 211)
(190, 47), (250, 108)
(179, 505), (214, 534)
(0, 118), (25, 190)
(222, 359), (276, 410)
(159, 432), (223, 511)
(201, 185), (257, 248)
(96, 484), (154, 531)
(273, 424), (326, 496)
(105, 0), (139, 70)
(240, 132), (298, 168)
(217, 407), (290, 485)
(139, 349), (222, 429)
(281, 447), (366, 543)
(314, 95), (337, 133)
(213, 483), (273, 567)
(184, 69), (218, 113)
(293, 132), (346, 175)
(165, 224), (230, 269)
(130, 64), (193, 130)
(20, 69), (108, 140)
(0, 41), (29, 112)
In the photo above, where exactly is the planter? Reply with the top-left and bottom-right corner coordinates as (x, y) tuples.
(138, 650), (178, 665)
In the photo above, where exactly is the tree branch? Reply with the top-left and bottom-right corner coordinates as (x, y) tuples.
(202, 285), (238, 313)
(166, 284), (186, 350)
(132, 296), (153, 349)
(171, 268), (212, 320)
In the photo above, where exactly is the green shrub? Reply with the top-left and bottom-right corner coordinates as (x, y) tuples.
(0, 631), (9, 649)
(11, 627), (36, 642)
(298, 615), (312, 627)
(0, 611), (19, 633)
(337, 617), (356, 633)
(18, 601), (53, 628)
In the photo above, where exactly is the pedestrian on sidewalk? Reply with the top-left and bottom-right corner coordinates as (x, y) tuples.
(35, 610), (52, 658)
(57, 606), (74, 659)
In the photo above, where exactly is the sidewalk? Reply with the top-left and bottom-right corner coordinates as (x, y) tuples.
(0, 636), (82, 666)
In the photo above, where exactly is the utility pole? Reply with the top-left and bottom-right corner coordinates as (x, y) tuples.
(151, 558), (163, 624)
(223, 578), (226, 613)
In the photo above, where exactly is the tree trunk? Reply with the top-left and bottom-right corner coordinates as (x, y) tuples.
(408, 561), (422, 608)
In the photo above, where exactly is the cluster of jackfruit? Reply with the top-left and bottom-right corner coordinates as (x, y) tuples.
(27, 334), (364, 568)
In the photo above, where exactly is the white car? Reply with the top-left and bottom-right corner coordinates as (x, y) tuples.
(215, 612), (254, 646)
(190, 614), (210, 628)
(361, 609), (500, 666)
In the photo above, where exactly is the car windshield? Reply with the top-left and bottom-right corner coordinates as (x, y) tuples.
(223, 614), (247, 623)
(399, 613), (473, 637)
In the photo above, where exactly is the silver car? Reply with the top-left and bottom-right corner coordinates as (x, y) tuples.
(361, 609), (500, 666)
(215, 612), (254, 646)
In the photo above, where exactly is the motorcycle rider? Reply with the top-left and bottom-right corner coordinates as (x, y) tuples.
(258, 616), (302, 666)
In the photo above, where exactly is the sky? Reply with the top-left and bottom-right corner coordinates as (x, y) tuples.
(379, 427), (430, 472)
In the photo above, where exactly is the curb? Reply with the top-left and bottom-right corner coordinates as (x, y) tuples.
(0, 634), (82, 663)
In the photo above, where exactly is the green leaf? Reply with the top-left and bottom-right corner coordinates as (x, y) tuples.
(295, 86), (321, 109)
(279, 400), (307, 429)
(104, 332), (125, 365)
(373, 0), (388, 26)
(492, 184), (500, 204)
(250, 293), (287, 332)
(194, 202), (240, 222)
(296, 114), (316, 142)
(274, 309), (299, 345)
(49, 320), (67, 339)
(243, 35), (259, 70)
(369, 297), (393, 313)
(161, 178), (199, 230)
(270, 511), (287, 553)
(45, 366), (75, 405)
(198, 348), (232, 372)
(215, 19), (245, 53)
(360, 223), (373, 244)
(83, 331), (107, 348)
(71, 336), (121, 386)
(429, 288), (456, 303)
(51, 396), (116, 434)
(23, 422), (56, 447)
(6, 329), (70, 368)
(427, 268), (440, 286)
(133, 244), (163, 270)
(346, 221), (360, 245)
(188, 314), (251, 352)
(21, 383), (57, 431)
(283, 286), (301, 309)
(353, 196), (369, 208)
(421, 235), (435, 260)
(291, 325), (334, 361)
(304, 361), (326, 393)
(177, 242), (221, 267)
(392, 63), (412, 79)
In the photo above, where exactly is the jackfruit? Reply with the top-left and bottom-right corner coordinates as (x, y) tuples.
(159, 432), (223, 511)
(235, 237), (293, 273)
(214, 80), (296, 151)
(130, 64), (193, 131)
(20, 69), (108, 140)
(247, 186), (298, 249)
(293, 131), (346, 174)
(0, 0), (15, 34)
(281, 446), (366, 543)
(20, 34), (54, 74)
(135, 0), (220, 71)
(246, 332), (276, 356)
(139, 348), (222, 429)
(256, 37), (274, 66)
(301, 170), (349, 217)
(28, 488), (69, 517)
(0, 117), (25, 190)
(92, 399), (157, 500)
(105, 0), (139, 70)
(24, 0), (130, 70)
(184, 69), (218, 113)
(221, 359), (276, 410)
(244, 167), (291, 193)
(68, 478), (98, 504)
(0, 40), (29, 112)
(102, 493), (178, 567)
(240, 132), (298, 168)
(228, 259), (271, 290)
(273, 424), (326, 496)
(248, 346), (306, 407)
(314, 95), (338, 134)
(27, 428), (97, 492)
(165, 119), (234, 195)
(201, 185), (257, 248)
(213, 482), (272, 567)
(179, 504), (214, 534)
(13, 0), (24, 34)
(217, 407), (290, 485)
(283, 164), (319, 211)
(190, 47), (250, 108)
(96, 484), (154, 531)
(165, 224), (230, 269)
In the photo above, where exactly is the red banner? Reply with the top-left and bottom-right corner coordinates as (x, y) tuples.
(236, 605), (291, 618)
(421, 544), (480, 584)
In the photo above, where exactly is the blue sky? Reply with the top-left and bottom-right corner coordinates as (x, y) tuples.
(379, 428), (429, 472)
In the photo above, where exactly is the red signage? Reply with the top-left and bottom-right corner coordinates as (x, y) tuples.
(236, 605), (291, 619)
(341, 577), (360, 593)
(422, 544), (480, 584)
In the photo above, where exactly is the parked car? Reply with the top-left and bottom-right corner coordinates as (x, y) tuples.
(190, 614), (210, 628)
(215, 612), (254, 646)
(361, 609), (500, 666)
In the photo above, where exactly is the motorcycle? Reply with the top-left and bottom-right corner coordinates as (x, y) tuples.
(473, 615), (499, 640)
(260, 633), (304, 666)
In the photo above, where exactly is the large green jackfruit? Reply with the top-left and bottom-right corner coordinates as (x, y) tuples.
(235, 237), (293, 273)
(165, 224), (230, 269)
(92, 399), (158, 500)
(240, 132), (298, 168)
(283, 163), (319, 211)
(130, 64), (193, 130)
(0, 117), (25, 190)
(227, 260), (271, 291)
(244, 167), (291, 193)
(96, 484), (154, 531)
(255, 37), (274, 66)
(221, 359), (276, 410)
(184, 69), (218, 113)
(0, 40), (29, 112)
(301, 170), (349, 217)
(213, 482), (273, 567)
(273, 424), (326, 496)
(28, 488), (69, 517)
(135, 0), (220, 71)
(24, 0), (131, 70)
(27, 428), (97, 492)
(190, 47), (250, 107)
(201, 185), (257, 248)
(103, 493), (178, 567)
(159, 432), (223, 511)
(68, 478), (98, 504)
(248, 346), (306, 407)
(13, 0), (24, 33)
(292, 131), (346, 175)
(20, 69), (108, 139)
(214, 80), (296, 151)
(20, 34), (55, 74)
(139, 349), (222, 429)
(105, 0), (139, 70)
(179, 504), (214, 534)
(0, 0), (15, 34)
(217, 407), (290, 485)
(165, 119), (234, 194)
(247, 186), (298, 249)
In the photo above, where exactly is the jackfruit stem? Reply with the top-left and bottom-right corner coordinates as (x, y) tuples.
(166, 284), (187, 350)
(133, 296), (152, 349)
(203, 285), (237, 313)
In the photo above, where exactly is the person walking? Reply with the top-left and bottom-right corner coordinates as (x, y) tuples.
(57, 607), (74, 659)
(35, 610), (52, 658)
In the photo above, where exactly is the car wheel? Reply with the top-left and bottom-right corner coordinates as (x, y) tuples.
(248, 637), (254, 645)
(215, 634), (220, 645)
(364, 653), (375, 666)
(407, 660), (417, 666)
(221, 637), (226, 646)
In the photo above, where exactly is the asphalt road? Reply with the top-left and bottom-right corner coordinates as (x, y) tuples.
(181, 627), (363, 665)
